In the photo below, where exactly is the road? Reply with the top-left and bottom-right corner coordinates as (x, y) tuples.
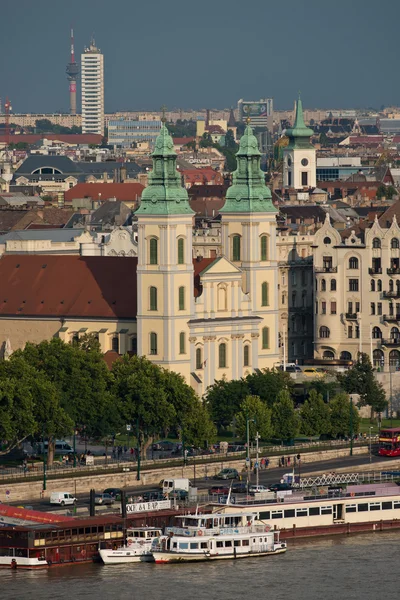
(9, 452), (395, 513)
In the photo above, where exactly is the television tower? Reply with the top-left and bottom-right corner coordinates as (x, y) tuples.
(65, 28), (79, 115)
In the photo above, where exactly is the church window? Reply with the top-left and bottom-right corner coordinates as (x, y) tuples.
(244, 345), (250, 367)
(219, 343), (227, 368)
(261, 282), (269, 307)
(372, 238), (381, 249)
(178, 286), (185, 310)
(112, 336), (119, 353)
(260, 236), (268, 261)
(262, 327), (270, 349)
(232, 235), (241, 261)
(392, 238), (399, 249)
(288, 172), (292, 187)
(179, 332), (186, 354)
(349, 257), (359, 269)
(196, 348), (202, 370)
(301, 172), (308, 187)
(150, 332), (158, 355)
(149, 286), (158, 311)
(149, 238), (158, 265)
(131, 336), (137, 355)
(178, 238), (184, 264)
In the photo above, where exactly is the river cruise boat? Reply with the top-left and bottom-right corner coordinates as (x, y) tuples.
(99, 527), (162, 564)
(151, 511), (287, 563)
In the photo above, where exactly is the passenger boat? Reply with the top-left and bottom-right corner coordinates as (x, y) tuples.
(151, 511), (287, 563)
(99, 527), (162, 564)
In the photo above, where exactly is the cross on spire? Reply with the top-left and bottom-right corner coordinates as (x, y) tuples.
(160, 105), (167, 123)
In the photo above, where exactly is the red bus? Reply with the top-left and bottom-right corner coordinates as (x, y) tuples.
(378, 428), (400, 457)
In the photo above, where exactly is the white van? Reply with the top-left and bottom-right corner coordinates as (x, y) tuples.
(50, 492), (77, 506)
(38, 441), (74, 455)
(161, 478), (192, 494)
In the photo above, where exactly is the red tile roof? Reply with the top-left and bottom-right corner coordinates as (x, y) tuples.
(0, 255), (138, 319)
(0, 134), (103, 145)
(193, 257), (216, 297)
(173, 137), (196, 146)
(64, 183), (144, 203)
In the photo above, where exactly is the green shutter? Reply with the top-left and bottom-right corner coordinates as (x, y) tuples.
(150, 286), (157, 311)
(262, 327), (269, 349)
(196, 348), (202, 369)
(219, 343), (226, 368)
(179, 286), (185, 310)
(150, 238), (158, 265)
(232, 235), (241, 261)
(261, 236), (267, 261)
(150, 332), (158, 355)
(262, 282), (269, 306)
(244, 345), (249, 366)
(179, 332), (185, 354)
(178, 238), (184, 264)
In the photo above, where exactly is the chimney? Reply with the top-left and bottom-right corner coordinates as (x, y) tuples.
(120, 165), (127, 183)
(103, 171), (108, 182)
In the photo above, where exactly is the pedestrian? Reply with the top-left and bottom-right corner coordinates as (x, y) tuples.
(123, 445), (127, 454)
(130, 447), (134, 456)
(293, 456), (297, 467)
(265, 458), (269, 468)
(287, 457), (291, 467)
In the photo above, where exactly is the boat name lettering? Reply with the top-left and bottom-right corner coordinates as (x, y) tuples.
(126, 500), (171, 513)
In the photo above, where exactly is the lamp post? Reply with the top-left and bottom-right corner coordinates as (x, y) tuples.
(73, 427), (77, 468)
(136, 417), (141, 481)
(369, 426), (373, 463)
(255, 432), (260, 488)
(42, 429), (47, 492)
(349, 396), (353, 457)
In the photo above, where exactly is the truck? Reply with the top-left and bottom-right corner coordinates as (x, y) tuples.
(160, 478), (192, 494)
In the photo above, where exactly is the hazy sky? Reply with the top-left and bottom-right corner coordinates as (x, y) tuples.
(2, 0), (399, 113)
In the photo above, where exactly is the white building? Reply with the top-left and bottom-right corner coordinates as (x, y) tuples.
(81, 39), (104, 136)
(283, 96), (316, 190)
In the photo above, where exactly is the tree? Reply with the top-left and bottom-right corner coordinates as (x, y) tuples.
(272, 390), (300, 441)
(224, 129), (237, 150)
(300, 390), (331, 437)
(199, 133), (213, 148)
(206, 378), (249, 429)
(319, 132), (329, 146)
(185, 140), (197, 152)
(377, 184), (397, 200)
(245, 369), (293, 408)
(182, 401), (217, 448)
(337, 353), (387, 420)
(329, 393), (360, 438)
(235, 395), (272, 440)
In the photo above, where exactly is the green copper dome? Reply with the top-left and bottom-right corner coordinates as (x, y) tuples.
(220, 124), (276, 214)
(285, 95), (314, 150)
(135, 123), (194, 215)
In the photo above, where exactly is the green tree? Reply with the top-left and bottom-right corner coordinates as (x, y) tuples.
(377, 184), (397, 200)
(300, 389), (331, 437)
(245, 369), (293, 408)
(182, 401), (217, 448)
(234, 395), (273, 440)
(167, 119), (196, 138)
(224, 129), (237, 150)
(272, 390), (300, 441)
(337, 352), (387, 419)
(199, 133), (213, 148)
(329, 393), (360, 438)
(206, 378), (249, 429)
(185, 140), (197, 151)
(319, 132), (329, 146)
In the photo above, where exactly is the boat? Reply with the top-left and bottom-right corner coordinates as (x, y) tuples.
(99, 527), (163, 564)
(151, 511), (287, 563)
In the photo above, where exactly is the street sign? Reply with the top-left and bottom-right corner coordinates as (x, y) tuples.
(245, 457), (250, 464)
(126, 425), (131, 432)
(254, 461), (259, 468)
(5, 490), (10, 497)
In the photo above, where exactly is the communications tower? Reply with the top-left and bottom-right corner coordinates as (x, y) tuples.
(65, 28), (79, 115)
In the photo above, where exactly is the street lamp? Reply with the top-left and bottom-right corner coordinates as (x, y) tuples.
(246, 417), (255, 490)
(369, 426), (374, 463)
(255, 432), (260, 488)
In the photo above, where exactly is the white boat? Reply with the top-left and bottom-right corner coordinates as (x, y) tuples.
(99, 527), (162, 564)
(151, 512), (287, 563)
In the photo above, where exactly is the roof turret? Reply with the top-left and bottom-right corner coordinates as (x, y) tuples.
(285, 95), (314, 149)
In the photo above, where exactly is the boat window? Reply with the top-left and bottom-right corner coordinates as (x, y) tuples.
(259, 511), (270, 520)
(14, 549), (28, 558)
(382, 501), (393, 510)
(234, 540), (241, 547)
(309, 507), (320, 516)
(79, 528), (84, 535)
(0, 549), (13, 556)
(190, 543), (198, 550)
(225, 540), (232, 547)
(173, 542), (177, 549)
(179, 543), (188, 549)
(216, 541), (223, 548)
(321, 506), (332, 515)
(346, 505), (357, 513)
(85, 528), (91, 534)
(264, 538), (268, 542)
(284, 509), (295, 518)
(393, 501), (400, 509)
(200, 542), (208, 549)
(272, 510), (283, 519)
(296, 508), (308, 517)
(357, 503), (369, 512)
(369, 503), (381, 511)
(141, 532), (146, 538)
(242, 539), (249, 546)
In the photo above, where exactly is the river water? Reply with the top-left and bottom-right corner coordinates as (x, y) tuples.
(3, 532), (398, 600)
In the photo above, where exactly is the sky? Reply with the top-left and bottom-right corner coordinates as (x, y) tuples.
(2, 0), (399, 114)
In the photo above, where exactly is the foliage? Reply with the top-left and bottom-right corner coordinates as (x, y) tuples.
(272, 390), (300, 440)
(199, 133), (213, 148)
(377, 184), (397, 200)
(224, 129), (237, 150)
(167, 119), (196, 138)
(234, 395), (272, 440)
(319, 132), (329, 146)
(185, 140), (197, 151)
(34, 119), (82, 135)
(206, 378), (250, 429)
(337, 353), (387, 418)
(182, 401), (217, 448)
(300, 390), (331, 437)
(303, 378), (341, 402)
(329, 393), (360, 437)
(245, 369), (293, 408)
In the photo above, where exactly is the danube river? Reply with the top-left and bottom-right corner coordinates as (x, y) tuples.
(2, 532), (398, 600)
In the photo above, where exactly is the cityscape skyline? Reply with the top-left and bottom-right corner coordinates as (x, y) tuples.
(1, 0), (400, 114)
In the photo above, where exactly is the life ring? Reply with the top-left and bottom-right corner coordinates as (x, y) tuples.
(198, 530), (203, 536)
(265, 525), (271, 532)
(127, 539), (133, 546)
(139, 540), (145, 546)
(350, 492), (355, 497)
(81, 549), (86, 558)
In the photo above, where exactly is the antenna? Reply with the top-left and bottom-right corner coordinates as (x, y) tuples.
(66, 27), (79, 115)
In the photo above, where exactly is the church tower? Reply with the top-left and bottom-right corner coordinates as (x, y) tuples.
(220, 122), (279, 368)
(283, 95), (316, 190)
(135, 121), (194, 382)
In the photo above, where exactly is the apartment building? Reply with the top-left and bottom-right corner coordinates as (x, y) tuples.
(81, 39), (104, 135)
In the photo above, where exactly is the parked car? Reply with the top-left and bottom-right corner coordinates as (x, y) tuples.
(142, 490), (165, 502)
(95, 493), (115, 505)
(303, 368), (323, 378)
(214, 468), (240, 480)
(249, 485), (268, 495)
(231, 483), (248, 494)
(285, 365), (302, 373)
(152, 441), (175, 451)
(103, 488), (122, 500)
(209, 485), (230, 495)
(268, 482), (292, 492)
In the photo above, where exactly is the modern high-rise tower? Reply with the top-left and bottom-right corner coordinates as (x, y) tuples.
(81, 37), (104, 135)
(65, 28), (79, 116)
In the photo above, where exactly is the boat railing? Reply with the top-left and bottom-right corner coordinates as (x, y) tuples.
(164, 524), (269, 537)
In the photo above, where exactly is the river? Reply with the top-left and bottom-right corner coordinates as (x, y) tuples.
(2, 532), (398, 600)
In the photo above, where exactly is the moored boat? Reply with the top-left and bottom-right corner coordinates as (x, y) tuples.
(99, 527), (162, 564)
(151, 512), (286, 563)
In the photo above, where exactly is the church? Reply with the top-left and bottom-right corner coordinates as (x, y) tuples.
(0, 122), (279, 395)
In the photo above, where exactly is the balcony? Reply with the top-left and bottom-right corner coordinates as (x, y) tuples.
(383, 291), (400, 299)
(315, 266), (337, 273)
(369, 267), (382, 275)
(345, 313), (358, 320)
(387, 267), (400, 275)
(382, 338), (400, 347)
(382, 314), (400, 322)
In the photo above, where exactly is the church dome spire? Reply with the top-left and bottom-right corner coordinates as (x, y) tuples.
(285, 94), (314, 148)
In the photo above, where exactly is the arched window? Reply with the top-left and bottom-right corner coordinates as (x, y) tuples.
(196, 348), (203, 370)
(131, 336), (138, 355)
(262, 327), (270, 349)
(261, 282), (269, 306)
(373, 349), (384, 368)
(179, 332), (186, 354)
(71, 333), (79, 345)
(391, 238), (400, 249)
(177, 238), (185, 264)
(372, 238), (381, 249)
(178, 286), (185, 310)
(397, 280), (400, 292)
(219, 343), (227, 368)
(260, 235), (268, 261)
(321, 279), (326, 292)
(323, 350), (335, 360)
(244, 345), (250, 367)
(390, 279), (394, 292)
(319, 326), (330, 338)
(292, 292), (296, 307)
(349, 257), (359, 269)
(149, 238), (158, 265)
(391, 327), (400, 340)
(389, 349), (400, 367)
(372, 326), (382, 339)
(330, 279), (337, 291)
(340, 351), (352, 361)
(323, 237), (331, 245)
(149, 286), (157, 311)
(150, 332), (158, 355)
(232, 235), (241, 261)
(377, 279), (382, 292)
(112, 336), (119, 353)
(370, 279), (375, 292)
